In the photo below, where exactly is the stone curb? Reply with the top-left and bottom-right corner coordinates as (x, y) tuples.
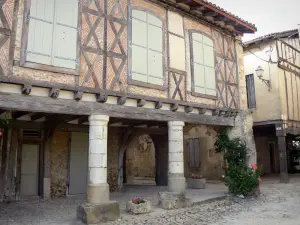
(191, 195), (228, 206)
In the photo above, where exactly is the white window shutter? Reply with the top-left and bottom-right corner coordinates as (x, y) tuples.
(27, 0), (55, 65)
(147, 15), (163, 85)
(52, 0), (78, 69)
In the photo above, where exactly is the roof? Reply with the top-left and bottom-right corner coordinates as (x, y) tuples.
(156, 0), (257, 34)
(244, 29), (299, 47)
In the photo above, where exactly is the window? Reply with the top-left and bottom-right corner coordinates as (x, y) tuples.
(190, 32), (216, 96)
(25, 0), (78, 70)
(130, 9), (164, 86)
(187, 138), (200, 168)
(246, 74), (256, 109)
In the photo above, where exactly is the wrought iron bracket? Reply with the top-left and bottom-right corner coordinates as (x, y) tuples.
(259, 77), (271, 90)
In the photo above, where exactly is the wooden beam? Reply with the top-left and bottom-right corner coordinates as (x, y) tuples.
(96, 93), (107, 103)
(0, 93), (235, 126)
(118, 96), (126, 105)
(185, 106), (193, 113)
(21, 84), (31, 95)
(137, 99), (146, 107)
(49, 88), (59, 98)
(12, 111), (30, 119)
(74, 91), (83, 100)
(31, 113), (48, 121)
(78, 116), (88, 124)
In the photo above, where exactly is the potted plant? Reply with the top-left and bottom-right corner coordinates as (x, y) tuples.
(126, 196), (151, 214)
(187, 174), (206, 189)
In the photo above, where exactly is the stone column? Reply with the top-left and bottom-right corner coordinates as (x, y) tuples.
(77, 114), (120, 224)
(168, 121), (185, 193)
(87, 114), (110, 203)
(276, 123), (289, 183)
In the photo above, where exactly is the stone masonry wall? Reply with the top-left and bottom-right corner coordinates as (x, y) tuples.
(183, 125), (223, 180)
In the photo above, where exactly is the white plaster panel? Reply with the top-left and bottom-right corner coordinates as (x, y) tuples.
(88, 168), (107, 184)
(169, 162), (184, 174)
(0, 84), (21, 94)
(59, 90), (74, 100)
(169, 34), (186, 71)
(82, 93), (96, 102)
(143, 101), (155, 109)
(168, 11), (184, 36)
(89, 153), (107, 168)
(124, 98), (137, 107)
(106, 96), (118, 104)
(30, 87), (49, 97)
(161, 103), (170, 110)
(177, 106), (185, 112)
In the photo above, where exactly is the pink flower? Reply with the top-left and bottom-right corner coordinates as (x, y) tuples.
(239, 140), (242, 144)
(221, 175), (225, 178)
(0, 132), (3, 136)
(251, 164), (258, 169)
(226, 164), (229, 169)
(258, 177), (262, 182)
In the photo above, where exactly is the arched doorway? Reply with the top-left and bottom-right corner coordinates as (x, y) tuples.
(125, 134), (156, 185)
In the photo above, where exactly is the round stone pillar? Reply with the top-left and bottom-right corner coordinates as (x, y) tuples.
(168, 121), (185, 193)
(87, 114), (110, 204)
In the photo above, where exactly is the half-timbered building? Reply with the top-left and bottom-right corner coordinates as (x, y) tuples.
(244, 29), (300, 183)
(0, 0), (256, 223)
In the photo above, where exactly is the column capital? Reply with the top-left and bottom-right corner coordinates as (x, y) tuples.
(89, 114), (109, 122)
(168, 121), (185, 127)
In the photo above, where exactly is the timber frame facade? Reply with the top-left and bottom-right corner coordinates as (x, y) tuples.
(244, 29), (300, 182)
(0, 0), (256, 223)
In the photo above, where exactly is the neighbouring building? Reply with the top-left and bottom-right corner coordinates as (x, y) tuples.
(0, 0), (256, 223)
(244, 29), (300, 182)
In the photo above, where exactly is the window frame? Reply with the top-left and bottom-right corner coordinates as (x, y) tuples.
(127, 6), (166, 91)
(19, 0), (82, 75)
(189, 30), (217, 100)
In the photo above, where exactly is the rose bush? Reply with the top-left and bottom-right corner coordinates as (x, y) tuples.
(215, 130), (262, 196)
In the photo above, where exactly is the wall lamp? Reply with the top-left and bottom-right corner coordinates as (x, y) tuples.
(255, 66), (271, 90)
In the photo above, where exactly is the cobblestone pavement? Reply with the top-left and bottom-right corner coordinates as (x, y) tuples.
(1, 180), (300, 225)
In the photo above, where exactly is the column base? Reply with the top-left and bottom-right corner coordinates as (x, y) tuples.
(158, 192), (192, 210)
(87, 183), (109, 204)
(77, 201), (120, 224)
(280, 172), (289, 183)
(168, 175), (186, 193)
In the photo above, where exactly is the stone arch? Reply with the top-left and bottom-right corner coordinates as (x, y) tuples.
(125, 134), (156, 185)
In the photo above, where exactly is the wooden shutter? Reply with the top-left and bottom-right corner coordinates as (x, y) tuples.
(246, 74), (256, 108)
(188, 138), (200, 168)
(147, 14), (163, 85)
(191, 33), (216, 96)
(131, 10), (148, 83)
(52, 0), (78, 69)
(131, 10), (163, 85)
(26, 0), (55, 65)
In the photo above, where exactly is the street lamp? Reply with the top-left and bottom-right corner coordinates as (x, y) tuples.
(255, 66), (271, 90)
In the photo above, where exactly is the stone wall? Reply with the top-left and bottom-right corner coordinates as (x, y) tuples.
(50, 130), (69, 198)
(183, 125), (223, 180)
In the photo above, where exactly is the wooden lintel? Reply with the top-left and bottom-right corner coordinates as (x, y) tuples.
(0, 93), (235, 126)
(74, 91), (83, 101)
(170, 103), (179, 112)
(49, 88), (60, 98)
(155, 101), (163, 109)
(137, 99), (146, 107)
(118, 96), (126, 105)
(96, 93), (107, 103)
(21, 84), (31, 95)
(185, 106), (193, 113)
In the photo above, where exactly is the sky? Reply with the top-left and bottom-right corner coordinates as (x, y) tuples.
(209, 0), (300, 41)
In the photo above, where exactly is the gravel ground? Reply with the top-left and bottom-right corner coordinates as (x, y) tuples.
(1, 181), (300, 225)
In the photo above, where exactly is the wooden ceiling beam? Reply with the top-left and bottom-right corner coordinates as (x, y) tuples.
(78, 116), (89, 124)
(12, 111), (30, 119)
(31, 113), (51, 121)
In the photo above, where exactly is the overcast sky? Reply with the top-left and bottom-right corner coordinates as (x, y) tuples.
(209, 0), (300, 41)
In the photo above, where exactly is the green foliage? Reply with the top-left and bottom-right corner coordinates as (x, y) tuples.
(215, 129), (262, 196)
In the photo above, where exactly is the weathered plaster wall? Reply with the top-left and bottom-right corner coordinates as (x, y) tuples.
(244, 41), (282, 121)
(126, 134), (155, 184)
(50, 130), (69, 198)
(183, 125), (223, 180)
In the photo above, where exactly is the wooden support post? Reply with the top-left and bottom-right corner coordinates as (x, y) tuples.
(276, 123), (289, 183)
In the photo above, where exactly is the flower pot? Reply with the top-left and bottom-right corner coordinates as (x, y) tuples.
(126, 200), (152, 214)
(187, 178), (206, 189)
